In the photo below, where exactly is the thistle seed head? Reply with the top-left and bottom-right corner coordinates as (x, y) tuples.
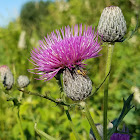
(98, 6), (127, 42)
(63, 67), (92, 101)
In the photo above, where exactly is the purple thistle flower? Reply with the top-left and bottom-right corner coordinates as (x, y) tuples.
(110, 124), (130, 140)
(110, 133), (130, 140)
(29, 24), (102, 81)
(90, 123), (131, 140)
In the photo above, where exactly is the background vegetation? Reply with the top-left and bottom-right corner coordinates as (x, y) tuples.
(0, 0), (140, 139)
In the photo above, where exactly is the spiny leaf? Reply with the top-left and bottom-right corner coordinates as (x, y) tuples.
(108, 93), (134, 139)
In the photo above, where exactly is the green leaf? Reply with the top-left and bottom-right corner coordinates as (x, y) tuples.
(108, 93), (134, 138)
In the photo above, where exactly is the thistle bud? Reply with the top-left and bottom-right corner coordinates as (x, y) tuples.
(17, 75), (30, 88)
(63, 67), (92, 101)
(0, 65), (10, 81)
(0, 65), (14, 90)
(98, 6), (127, 42)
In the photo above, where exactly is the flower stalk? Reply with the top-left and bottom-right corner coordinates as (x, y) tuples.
(16, 107), (26, 140)
(80, 102), (102, 140)
(103, 43), (114, 140)
(65, 106), (80, 140)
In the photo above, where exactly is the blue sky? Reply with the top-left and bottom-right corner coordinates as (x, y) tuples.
(0, 0), (47, 27)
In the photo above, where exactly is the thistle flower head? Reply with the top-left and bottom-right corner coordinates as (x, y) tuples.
(98, 6), (127, 42)
(0, 65), (10, 79)
(29, 24), (102, 81)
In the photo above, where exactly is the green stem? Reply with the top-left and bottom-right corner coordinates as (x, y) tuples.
(55, 73), (80, 140)
(16, 107), (26, 140)
(19, 89), (72, 107)
(65, 106), (80, 140)
(103, 43), (114, 140)
(81, 102), (102, 140)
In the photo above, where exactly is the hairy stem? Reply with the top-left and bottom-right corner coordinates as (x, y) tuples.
(65, 106), (80, 140)
(18, 89), (72, 107)
(80, 102), (102, 140)
(16, 107), (26, 140)
(103, 43), (114, 140)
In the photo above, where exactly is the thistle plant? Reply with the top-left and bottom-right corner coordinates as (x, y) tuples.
(25, 9), (134, 138)
(1, 5), (136, 140)
(0, 65), (30, 140)
(97, 6), (132, 140)
(29, 24), (103, 140)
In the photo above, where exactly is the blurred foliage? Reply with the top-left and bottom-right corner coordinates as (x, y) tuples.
(0, 0), (140, 140)
(20, 1), (51, 35)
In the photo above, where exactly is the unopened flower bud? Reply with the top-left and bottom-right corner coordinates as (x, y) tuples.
(0, 65), (10, 81)
(3, 71), (14, 90)
(0, 65), (14, 90)
(63, 67), (92, 101)
(98, 6), (127, 42)
(17, 75), (30, 88)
